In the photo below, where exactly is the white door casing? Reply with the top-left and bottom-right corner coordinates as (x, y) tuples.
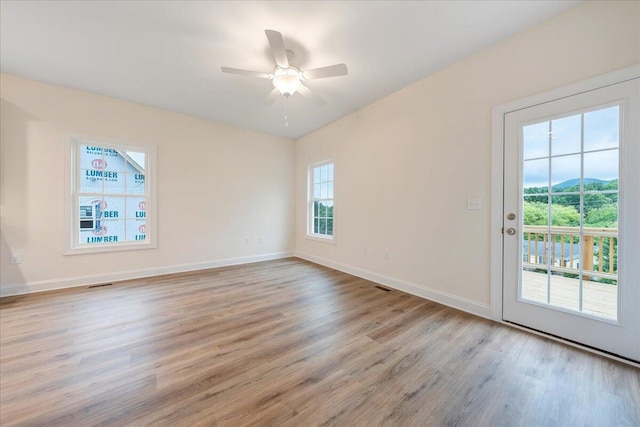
(491, 66), (640, 363)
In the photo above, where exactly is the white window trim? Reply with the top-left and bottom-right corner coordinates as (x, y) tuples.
(306, 159), (336, 244)
(63, 135), (157, 255)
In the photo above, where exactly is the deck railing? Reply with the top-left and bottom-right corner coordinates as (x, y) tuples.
(522, 225), (618, 281)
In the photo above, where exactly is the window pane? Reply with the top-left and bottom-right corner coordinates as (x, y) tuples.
(327, 182), (334, 199)
(523, 121), (549, 160)
(591, 236), (618, 274)
(80, 145), (105, 170)
(313, 201), (319, 217)
(314, 218), (319, 234)
(327, 163), (334, 181)
(522, 230), (550, 276)
(313, 166), (320, 183)
(585, 198), (617, 275)
(78, 196), (102, 238)
(80, 145), (126, 172)
(583, 278), (617, 320)
(81, 219), (124, 245)
(103, 171), (126, 194)
(584, 106), (619, 151)
(126, 197), (146, 219)
(523, 158), (548, 191)
(326, 219), (333, 236)
(101, 196), (125, 220)
(126, 173), (145, 195)
(125, 219), (146, 242)
(550, 195), (580, 227)
(584, 149), (618, 183)
(521, 269), (548, 304)
(551, 114), (581, 156)
(317, 201), (327, 218)
(314, 184), (321, 198)
(320, 183), (328, 199)
(319, 165), (325, 183)
(523, 195), (549, 226)
(80, 169), (104, 193)
(551, 154), (580, 189)
(102, 147), (126, 172)
(549, 272), (579, 312)
(319, 218), (326, 235)
(325, 201), (334, 218)
(585, 200), (617, 228)
(100, 219), (125, 243)
(125, 151), (146, 171)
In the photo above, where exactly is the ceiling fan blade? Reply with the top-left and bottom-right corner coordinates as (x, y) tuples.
(297, 84), (326, 106)
(302, 63), (348, 80)
(263, 88), (281, 105)
(221, 67), (271, 79)
(265, 29), (289, 68)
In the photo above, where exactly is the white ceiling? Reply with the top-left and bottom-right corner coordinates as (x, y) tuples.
(0, 1), (580, 139)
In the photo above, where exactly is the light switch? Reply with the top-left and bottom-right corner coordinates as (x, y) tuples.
(467, 198), (482, 210)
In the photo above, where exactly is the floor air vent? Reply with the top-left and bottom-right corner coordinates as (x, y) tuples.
(88, 283), (114, 289)
(374, 285), (392, 292)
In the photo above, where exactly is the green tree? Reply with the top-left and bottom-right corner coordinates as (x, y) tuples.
(523, 201), (548, 225)
(585, 204), (618, 227)
(551, 203), (580, 226)
(523, 201), (580, 226)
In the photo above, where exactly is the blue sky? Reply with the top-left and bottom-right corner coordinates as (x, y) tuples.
(523, 106), (619, 188)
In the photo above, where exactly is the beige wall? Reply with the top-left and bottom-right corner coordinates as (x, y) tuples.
(295, 1), (640, 312)
(1, 74), (295, 295)
(1, 1), (638, 303)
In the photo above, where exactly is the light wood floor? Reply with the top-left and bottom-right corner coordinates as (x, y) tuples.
(1, 258), (638, 426)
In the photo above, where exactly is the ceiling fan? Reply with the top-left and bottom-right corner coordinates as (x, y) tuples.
(221, 29), (348, 105)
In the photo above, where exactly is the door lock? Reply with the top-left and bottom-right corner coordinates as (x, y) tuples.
(507, 213), (516, 220)
(506, 227), (516, 235)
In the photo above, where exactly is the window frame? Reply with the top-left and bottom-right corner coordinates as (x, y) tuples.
(64, 136), (157, 255)
(306, 160), (335, 244)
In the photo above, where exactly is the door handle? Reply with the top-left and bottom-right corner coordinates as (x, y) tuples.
(506, 227), (516, 235)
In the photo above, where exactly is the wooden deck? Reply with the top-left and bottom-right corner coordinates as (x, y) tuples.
(521, 270), (617, 320)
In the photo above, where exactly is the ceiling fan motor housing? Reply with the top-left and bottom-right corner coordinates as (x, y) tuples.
(273, 66), (302, 96)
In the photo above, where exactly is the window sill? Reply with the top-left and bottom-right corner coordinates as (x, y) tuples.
(64, 240), (156, 256)
(305, 234), (336, 245)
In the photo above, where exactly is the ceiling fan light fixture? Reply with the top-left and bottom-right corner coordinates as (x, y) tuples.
(221, 29), (348, 104)
(273, 66), (302, 96)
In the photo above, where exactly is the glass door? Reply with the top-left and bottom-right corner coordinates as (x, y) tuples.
(502, 78), (639, 362)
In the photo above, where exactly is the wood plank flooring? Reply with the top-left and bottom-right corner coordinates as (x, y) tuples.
(1, 258), (639, 426)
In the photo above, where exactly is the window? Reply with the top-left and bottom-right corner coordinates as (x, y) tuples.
(65, 138), (156, 254)
(308, 161), (334, 241)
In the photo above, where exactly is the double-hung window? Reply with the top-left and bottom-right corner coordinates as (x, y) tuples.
(66, 137), (156, 254)
(308, 161), (334, 241)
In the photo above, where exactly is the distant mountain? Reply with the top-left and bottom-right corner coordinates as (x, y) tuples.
(553, 178), (612, 189)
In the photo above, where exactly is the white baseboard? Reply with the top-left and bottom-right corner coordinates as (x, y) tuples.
(0, 251), (295, 298)
(295, 252), (491, 319)
(2, 250), (491, 320)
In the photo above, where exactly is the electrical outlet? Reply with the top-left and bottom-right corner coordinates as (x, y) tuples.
(259, 236), (264, 243)
(363, 247), (368, 255)
(384, 249), (389, 259)
(244, 238), (249, 244)
(10, 253), (21, 264)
